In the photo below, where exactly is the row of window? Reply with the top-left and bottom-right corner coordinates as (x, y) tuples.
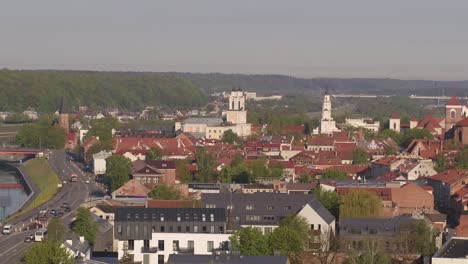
(128, 239), (215, 252)
(205, 204), (292, 211)
(125, 213), (215, 222)
(118, 224), (224, 235)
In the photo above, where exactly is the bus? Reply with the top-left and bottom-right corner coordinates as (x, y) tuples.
(34, 229), (47, 242)
(70, 174), (78, 182)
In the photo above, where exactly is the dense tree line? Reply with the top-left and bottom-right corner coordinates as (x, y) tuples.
(16, 115), (66, 149)
(179, 72), (468, 96)
(0, 69), (207, 112)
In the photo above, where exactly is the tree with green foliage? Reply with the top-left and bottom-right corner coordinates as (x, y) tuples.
(219, 163), (251, 183)
(195, 147), (217, 183)
(0, 69), (207, 112)
(375, 129), (402, 144)
(221, 129), (241, 144)
(314, 186), (340, 219)
(270, 215), (310, 255)
(73, 207), (98, 244)
(87, 117), (120, 149)
(352, 148), (369, 164)
(148, 184), (183, 200)
(47, 217), (66, 244)
(23, 241), (76, 264)
(455, 146), (468, 169)
(298, 172), (312, 183)
(229, 227), (271, 255)
(106, 155), (132, 191)
(145, 147), (162, 160)
(4, 113), (31, 124)
(175, 159), (192, 183)
(118, 241), (142, 264)
(395, 219), (437, 259)
(344, 239), (391, 264)
(16, 115), (67, 149)
(400, 128), (434, 148)
(435, 153), (448, 172)
(246, 158), (270, 180)
(340, 190), (382, 218)
(321, 170), (347, 180)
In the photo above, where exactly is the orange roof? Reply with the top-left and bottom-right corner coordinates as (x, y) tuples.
(390, 183), (434, 209)
(391, 112), (400, 119)
(112, 179), (151, 197)
(429, 169), (468, 185)
(456, 117), (468, 127)
(373, 156), (401, 166)
(456, 215), (468, 237)
(308, 135), (334, 146)
(447, 96), (462, 106)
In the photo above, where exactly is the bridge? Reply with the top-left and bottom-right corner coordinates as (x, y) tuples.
(331, 94), (468, 100)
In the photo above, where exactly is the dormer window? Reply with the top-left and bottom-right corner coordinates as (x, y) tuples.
(146, 169), (149, 173)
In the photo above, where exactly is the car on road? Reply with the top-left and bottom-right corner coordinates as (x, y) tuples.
(61, 203), (69, 208)
(85, 179), (90, 184)
(24, 234), (34, 243)
(64, 207), (71, 212)
(50, 209), (57, 215)
(35, 216), (47, 221)
(2, 225), (12, 235)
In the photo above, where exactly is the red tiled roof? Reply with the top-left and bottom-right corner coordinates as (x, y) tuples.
(410, 117), (419, 122)
(391, 112), (400, 119)
(447, 96), (462, 106)
(308, 135), (334, 146)
(372, 156), (401, 166)
(456, 117), (468, 127)
(429, 169), (468, 185)
(113, 137), (193, 157)
(112, 179), (150, 197)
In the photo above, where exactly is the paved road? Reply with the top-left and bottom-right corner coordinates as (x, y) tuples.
(0, 150), (102, 264)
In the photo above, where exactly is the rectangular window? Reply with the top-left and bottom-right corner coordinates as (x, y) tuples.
(264, 227), (273, 234)
(186, 226), (190, 232)
(202, 226), (207, 232)
(318, 224), (321, 230)
(267, 205), (274, 210)
(128, 240), (134, 250)
(118, 225), (122, 234)
(173, 240), (179, 251)
(188, 240), (194, 249)
(135, 225), (139, 236)
(202, 214), (206, 222)
(158, 255), (164, 264)
(246, 205), (254, 210)
(206, 204), (216, 208)
(194, 226), (198, 233)
(169, 226), (173, 232)
(126, 226), (131, 236)
(207, 241), (214, 252)
(210, 214), (214, 222)
(311, 224), (315, 230)
(177, 226), (182, 232)
(144, 240), (150, 249)
(158, 240), (165, 251)
(219, 226), (224, 233)
(160, 226), (165, 232)
(210, 226), (215, 233)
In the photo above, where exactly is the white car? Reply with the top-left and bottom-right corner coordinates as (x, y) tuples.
(2, 225), (13, 235)
(85, 180), (90, 184)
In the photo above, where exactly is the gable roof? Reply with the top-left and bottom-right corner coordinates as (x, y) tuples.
(428, 169), (468, 185)
(111, 179), (151, 198)
(447, 96), (462, 106)
(307, 199), (336, 224)
(456, 117), (468, 127)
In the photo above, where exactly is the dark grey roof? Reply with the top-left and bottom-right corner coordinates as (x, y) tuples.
(434, 237), (468, 258)
(167, 254), (289, 264)
(340, 216), (415, 232)
(424, 213), (447, 223)
(183, 117), (223, 125)
(114, 207), (226, 223)
(95, 203), (115, 214)
(63, 233), (91, 254)
(308, 199), (335, 224)
(202, 193), (333, 227)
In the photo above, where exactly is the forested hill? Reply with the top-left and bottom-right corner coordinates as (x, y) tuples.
(178, 72), (468, 96)
(0, 69), (207, 112)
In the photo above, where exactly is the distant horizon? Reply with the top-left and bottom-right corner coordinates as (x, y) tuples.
(2, 67), (468, 83)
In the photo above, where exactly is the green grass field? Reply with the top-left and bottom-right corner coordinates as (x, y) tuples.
(7, 158), (60, 221)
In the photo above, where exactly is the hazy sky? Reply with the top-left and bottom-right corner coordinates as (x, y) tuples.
(1, 0), (467, 80)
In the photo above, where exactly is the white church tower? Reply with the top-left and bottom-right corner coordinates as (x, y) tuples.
(226, 88), (247, 124)
(319, 88), (339, 134)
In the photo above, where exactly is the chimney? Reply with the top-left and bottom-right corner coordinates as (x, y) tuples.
(79, 236), (85, 243)
(358, 128), (364, 142)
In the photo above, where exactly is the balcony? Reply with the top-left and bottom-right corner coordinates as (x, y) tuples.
(141, 246), (158, 253)
(176, 247), (195, 254)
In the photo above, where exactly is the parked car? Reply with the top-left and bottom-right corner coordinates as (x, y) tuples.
(85, 179), (90, 184)
(2, 225), (12, 235)
(64, 207), (71, 212)
(24, 234), (34, 242)
(50, 209), (57, 215)
(35, 216), (47, 222)
(61, 203), (69, 208)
